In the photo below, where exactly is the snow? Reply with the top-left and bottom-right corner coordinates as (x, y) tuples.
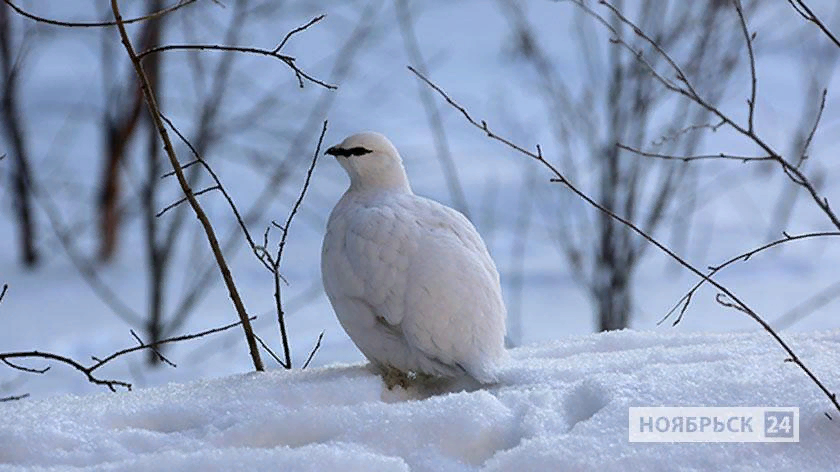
(2, 329), (838, 471)
(1, 0), (840, 469)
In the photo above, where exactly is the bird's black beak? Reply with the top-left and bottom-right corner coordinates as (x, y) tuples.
(325, 145), (339, 156)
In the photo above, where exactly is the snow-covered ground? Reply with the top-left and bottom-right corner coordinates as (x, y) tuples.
(1, 0), (840, 469)
(2, 330), (839, 471)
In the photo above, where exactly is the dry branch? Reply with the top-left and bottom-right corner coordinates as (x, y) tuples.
(2, 0), (197, 28)
(136, 13), (334, 91)
(618, 144), (774, 163)
(408, 66), (840, 414)
(302, 331), (324, 370)
(585, 0), (840, 230)
(110, 0), (263, 371)
(160, 2), (379, 340)
(0, 393), (28, 402)
(257, 120), (327, 369)
(786, 0), (840, 49)
(659, 231), (840, 326)
(159, 116), (328, 370)
(0, 317), (254, 393)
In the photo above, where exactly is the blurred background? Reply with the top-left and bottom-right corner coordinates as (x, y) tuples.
(1, 0), (839, 397)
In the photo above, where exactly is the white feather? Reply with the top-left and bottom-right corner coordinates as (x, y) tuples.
(321, 132), (507, 383)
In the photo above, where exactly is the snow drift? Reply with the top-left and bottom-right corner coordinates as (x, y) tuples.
(2, 329), (839, 471)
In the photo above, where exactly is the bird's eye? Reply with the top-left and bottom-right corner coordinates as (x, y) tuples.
(347, 147), (373, 156)
(326, 146), (374, 157)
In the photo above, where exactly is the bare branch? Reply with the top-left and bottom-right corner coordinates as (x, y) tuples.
(155, 185), (220, 217)
(0, 284), (7, 306)
(302, 331), (325, 370)
(410, 66), (840, 414)
(273, 14), (326, 53)
(137, 44), (335, 90)
(269, 120), (328, 369)
(797, 88), (827, 168)
(3, 0), (197, 28)
(0, 393), (29, 402)
(253, 333), (285, 366)
(2, 357), (48, 374)
(651, 120), (725, 146)
(660, 231), (840, 326)
(618, 144), (774, 163)
(111, 0), (264, 371)
(786, 0), (840, 49)
(275, 121), (326, 269)
(586, 0), (840, 231)
(159, 113), (274, 272)
(130, 330), (176, 368)
(161, 1), (379, 339)
(1, 317), (253, 392)
(733, 0), (757, 132)
(160, 159), (201, 178)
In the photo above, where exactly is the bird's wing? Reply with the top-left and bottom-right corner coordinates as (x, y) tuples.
(327, 200), (416, 328)
(394, 197), (506, 371)
(332, 195), (505, 374)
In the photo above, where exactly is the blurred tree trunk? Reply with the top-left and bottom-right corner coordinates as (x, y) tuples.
(141, 0), (166, 364)
(500, 0), (748, 331)
(0, 4), (38, 267)
(98, 0), (164, 262)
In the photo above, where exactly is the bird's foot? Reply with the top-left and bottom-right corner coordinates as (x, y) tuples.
(380, 365), (412, 390)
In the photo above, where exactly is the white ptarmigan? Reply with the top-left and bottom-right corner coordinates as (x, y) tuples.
(321, 132), (507, 389)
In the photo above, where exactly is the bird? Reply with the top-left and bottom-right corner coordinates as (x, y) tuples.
(321, 131), (507, 389)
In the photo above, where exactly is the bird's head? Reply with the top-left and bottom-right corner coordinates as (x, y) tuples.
(326, 132), (411, 192)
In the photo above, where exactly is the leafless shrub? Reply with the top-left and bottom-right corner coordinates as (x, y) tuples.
(495, 0), (752, 331)
(1, 314), (256, 398)
(4, 0), (342, 375)
(409, 12), (840, 412)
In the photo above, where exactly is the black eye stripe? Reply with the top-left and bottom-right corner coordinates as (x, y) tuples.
(331, 146), (373, 157)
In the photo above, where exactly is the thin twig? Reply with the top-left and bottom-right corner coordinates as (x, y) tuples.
(275, 121), (326, 267)
(0, 284), (7, 306)
(2, 358), (47, 374)
(270, 120), (328, 369)
(618, 144), (774, 163)
(137, 44), (335, 90)
(797, 88), (827, 168)
(651, 120), (725, 147)
(302, 331), (324, 369)
(589, 0), (840, 230)
(273, 14), (326, 53)
(111, 0), (264, 371)
(160, 159), (201, 178)
(155, 185), (220, 217)
(733, 0), (756, 133)
(160, 1), (379, 339)
(1, 317), (254, 392)
(130, 330), (176, 368)
(159, 114), (275, 273)
(786, 0), (840, 49)
(409, 65), (840, 415)
(0, 393), (29, 402)
(253, 333), (285, 366)
(659, 231), (840, 326)
(3, 0), (197, 28)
